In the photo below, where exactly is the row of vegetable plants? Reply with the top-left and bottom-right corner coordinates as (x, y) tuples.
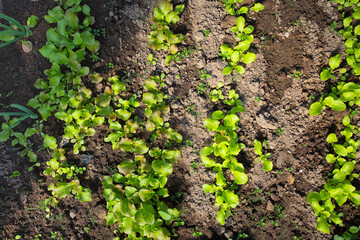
(201, 0), (269, 226)
(0, 0), (186, 239)
(307, 0), (360, 237)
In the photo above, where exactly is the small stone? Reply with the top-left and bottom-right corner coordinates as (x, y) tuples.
(224, 230), (233, 239)
(216, 226), (226, 235)
(266, 201), (274, 212)
(22, 41), (33, 53)
(80, 155), (93, 164)
(93, 205), (107, 219)
(271, 193), (280, 202)
(70, 209), (76, 219)
(59, 137), (70, 147)
(286, 174), (295, 184)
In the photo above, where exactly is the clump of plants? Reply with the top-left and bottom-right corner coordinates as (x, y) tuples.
(201, 88), (248, 225)
(219, 1), (264, 75)
(307, 0), (360, 235)
(103, 73), (183, 239)
(148, 0), (185, 65)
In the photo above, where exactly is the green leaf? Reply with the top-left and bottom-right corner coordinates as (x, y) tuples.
(165, 128), (183, 143)
(222, 66), (233, 75)
(222, 190), (239, 207)
(139, 189), (152, 202)
(203, 184), (217, 193)
(231, 51), (240, 63)
(211, 110), (225, 120)
(44, 135), (57, 150)
(233, 171), (248, 185)
(158, 211), (171, 220)
(343, 16), (352, 28)
(309, 102), (323, 116)
(326, 154), (336, 163)
(134, 139), (149, 155)
(223, 114), (239, 129)
(82, 4), (91, 15)
(320, 69), (332, 81)
(242, 52), (256, 64)
(27, 15), (39, 28)
(262, 160), (273, 172)
(48, 182), (73, 199)
(254, 139), (262, 155)
(143, 92), (156, 106)
(307, 192), (321, 203)
(251, 3), (265, 12)
(216, 171), (226, 187)
(340, 161), (354, 175)
(317, 217), (330, 234)
(342, 115), (350, 126)
(152, 159), (173, 177)
(333, 144), (347, 157)
(115, 109), (131, 121)
(323, 97), (346, 111)
(204, 118), (220, 131)
(77, 188), (92, 202)
(216, 208), (226, 225)
(349, 192), (360, 205)
(326, 133), (338, 144)
(329, 54), (341, 70)
(234, 65), (245, 74)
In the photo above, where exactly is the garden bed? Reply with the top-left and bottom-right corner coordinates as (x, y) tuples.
(0, 0), (359, 239)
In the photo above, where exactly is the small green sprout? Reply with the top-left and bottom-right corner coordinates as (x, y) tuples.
(276, 127), (283, 136)
(106, 62), (114, 70)
(290, 70), (302, 79)
(92, 28), (106, 37)
(188, 104), (202, 118)
(199, 69), (210, 80)
(147, 53), (158, 66)
(202, 29), (211, 38)
(190, 162), (199, 173)
(90, 52), (100, 62)
(9, 170), (21, 178)
(254, 139), (273, 172)
(193, 226), (203, 237)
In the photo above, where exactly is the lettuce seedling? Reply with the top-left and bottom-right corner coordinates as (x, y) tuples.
(254, 139), (273, 172)
(149, 0), (185, 54)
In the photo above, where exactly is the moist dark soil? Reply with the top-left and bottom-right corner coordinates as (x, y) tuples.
(0, 0), (359, 240)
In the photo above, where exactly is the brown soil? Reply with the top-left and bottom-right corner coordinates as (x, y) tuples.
(0, 0), (359, 240)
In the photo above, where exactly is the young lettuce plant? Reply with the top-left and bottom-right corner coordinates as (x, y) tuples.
(253, 139), (273, 172)
(219, 3), (263, 75)
(219, 1), (264, 16)
(43, 134), (92, 202)
(149, 0), (185, 54)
